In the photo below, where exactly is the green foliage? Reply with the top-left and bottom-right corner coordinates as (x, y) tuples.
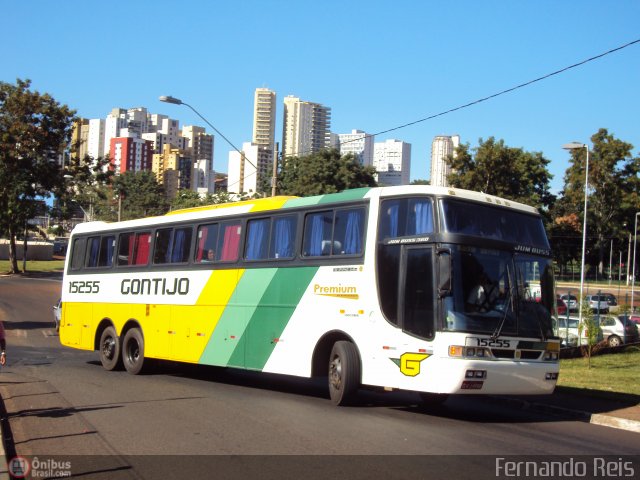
(111, 171), (169, 220)
(0, 78), (76, 273)
(447, 137), (555, 211)
(578, 299), (603, 368)
(410, 179), (430, 185)
(553, 129), (640, 274)
(278, 149), (377, 196)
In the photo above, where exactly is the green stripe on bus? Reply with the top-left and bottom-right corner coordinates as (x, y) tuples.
(198, 267), (318, 369)
(242, 266), (318, 370)
(283, 188), (370, 208)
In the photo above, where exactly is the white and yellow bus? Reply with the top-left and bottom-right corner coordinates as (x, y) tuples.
(59, 186), (560, 405)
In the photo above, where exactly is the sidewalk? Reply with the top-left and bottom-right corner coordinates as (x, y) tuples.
(496, 388), (640, 433)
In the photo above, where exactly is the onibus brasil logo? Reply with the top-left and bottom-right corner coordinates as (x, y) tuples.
(8, 456), (72, 478)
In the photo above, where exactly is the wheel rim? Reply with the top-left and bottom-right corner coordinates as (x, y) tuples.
(329, 355), (342, 390)
(102, 336), (116, 360)
(127, 338), (140, 363)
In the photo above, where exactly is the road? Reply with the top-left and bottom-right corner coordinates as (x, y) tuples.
(0, 275), (639, 479)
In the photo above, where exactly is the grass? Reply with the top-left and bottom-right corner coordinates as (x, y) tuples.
(557, 347), (640, 399)
(0, 259), (65, 274)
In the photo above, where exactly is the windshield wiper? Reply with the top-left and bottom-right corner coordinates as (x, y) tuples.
(490, 267), (515, 341)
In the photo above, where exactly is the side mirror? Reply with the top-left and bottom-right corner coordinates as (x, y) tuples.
(437, 248), (452, 297)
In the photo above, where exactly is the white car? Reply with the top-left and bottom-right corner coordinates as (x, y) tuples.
(599, 315), (639, 346)
(585, 294), (609, 313)
(53, 299), (61, 332)
(554, 316), (603, 347)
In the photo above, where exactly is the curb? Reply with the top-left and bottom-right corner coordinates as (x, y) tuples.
(492, 395), (640, 433)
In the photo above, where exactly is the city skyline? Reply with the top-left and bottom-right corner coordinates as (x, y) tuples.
(3, 1), (639, 195)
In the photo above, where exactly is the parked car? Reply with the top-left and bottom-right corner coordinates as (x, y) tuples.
(556, 295), (567, 316)
(554, 316), (581, 347)
(585, 294), (609, 313)
(560, 294), (578, 312)
(53, 299), (61, 332)
(601, 292), (618, 307)
(600, 315), (639, 346)
(623, 314), (640, 327)
(555, 316), (604, 346)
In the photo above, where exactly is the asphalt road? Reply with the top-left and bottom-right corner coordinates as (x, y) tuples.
(0, 275), (639, 479)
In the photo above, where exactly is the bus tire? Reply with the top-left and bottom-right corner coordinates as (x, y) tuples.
(122, 328), (145, 375)
(419, 393), (449, 406)
(99, 326), (122, 371)
(328, 340), (360, 406)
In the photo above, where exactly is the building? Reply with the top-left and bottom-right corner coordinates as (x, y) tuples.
(252, 88), (276, 150)
(430, 135), (460, 187)
(109, 137), (154, 174)
(152, 144), (192, 199)
(338, 129), (373, 166)
(282, 95), (331, 157)
(86, 118), (106, 161)
(70, 119), (90, 161)
(373, 139), (411, 186)
(227, 142), (274, 195)
(183, 125), (214, 193)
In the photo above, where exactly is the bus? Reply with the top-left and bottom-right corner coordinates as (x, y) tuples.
(59, 186), (560, 406)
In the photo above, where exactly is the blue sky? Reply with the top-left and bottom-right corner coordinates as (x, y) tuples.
(2, 0), (639, 194)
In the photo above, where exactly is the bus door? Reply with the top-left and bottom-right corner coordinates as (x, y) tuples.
(399, 245), (436, 340)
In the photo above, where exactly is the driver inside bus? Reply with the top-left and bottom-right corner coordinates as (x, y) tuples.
(466, 272), (499, 313)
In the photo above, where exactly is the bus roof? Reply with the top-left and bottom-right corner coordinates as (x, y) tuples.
(69, 186), (538, 235)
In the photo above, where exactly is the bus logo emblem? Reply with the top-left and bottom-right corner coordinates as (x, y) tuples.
(391, 352), (430, 377)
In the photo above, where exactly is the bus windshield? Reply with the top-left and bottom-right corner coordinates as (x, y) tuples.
(443, 246), (555, 339)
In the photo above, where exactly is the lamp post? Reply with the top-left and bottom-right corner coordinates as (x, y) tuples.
(159, 95), (265, 196)
(632, 212), (640, 313)
(563, 142), (590, 324)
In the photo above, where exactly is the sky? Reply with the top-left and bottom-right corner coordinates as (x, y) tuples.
(2, 0), (639, 195)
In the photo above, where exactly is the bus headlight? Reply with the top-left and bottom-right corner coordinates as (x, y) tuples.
(449, 345), (491, 359)
(543, 351), (559, 361)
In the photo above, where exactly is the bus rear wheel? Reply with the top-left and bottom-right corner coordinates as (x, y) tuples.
(99, 326), (121, 371)
(328, 340), (360, 406)
(122, 328), (145, 375)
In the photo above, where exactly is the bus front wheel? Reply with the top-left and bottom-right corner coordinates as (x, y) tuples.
(328, 341), (360, 406)
(122, 328), (145, 375)
(99, 326), (121, 371)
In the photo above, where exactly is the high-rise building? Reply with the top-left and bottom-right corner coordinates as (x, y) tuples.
(282, 96), (331, 157)
(70, 119), (90, 161)
(252, 88), (276, 149)
(109, 137), (154, 174)
(338, 129), (373, 166)
(152, 144), (192, 198)
(227, 142), (273, 195)
(430, 135), (460, 187)
(87, 118), (106, 160)
(183, 125), (214, 193)
(373, 139), (411, 186)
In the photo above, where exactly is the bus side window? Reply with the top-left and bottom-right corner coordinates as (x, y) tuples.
(217, 222), (241, 262)
(70, 238), (85, 271)
(246, 218), (270, 260)
(86, 236), (115, 268)
(196, 224), (219, 263)
(153, 229), (172, 264)
(269, 215), (297, 259)
(303, 211), (332, 257)
(334, 208), (365, 255)
(171, 227), (192, 263)
(133, 232), (151, 265)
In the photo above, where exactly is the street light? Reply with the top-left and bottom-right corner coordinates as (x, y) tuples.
(563, 142), (590, 324)
(632, 212), (640, 313)
(159, 95), (265, 195)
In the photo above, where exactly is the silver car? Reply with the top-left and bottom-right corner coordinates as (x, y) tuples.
(600, 315), (639, 347)
(585, 294), (609, 313)
(53, 299), (61, 332)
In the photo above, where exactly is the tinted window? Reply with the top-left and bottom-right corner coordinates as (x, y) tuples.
(217, 222), (241, 262)
(245, 218), (270, 260)
(378, 198), (434, 241)
(118, 232), (151, 266)
(269, 215), (297, 259)
(70, 238), (85, 270)
(195, 223), (219, 263)
(86, 235), (115, 268)
(303, 208), (365, 257)
(153, 227), (192, 264)
(441, 199), (549, 249)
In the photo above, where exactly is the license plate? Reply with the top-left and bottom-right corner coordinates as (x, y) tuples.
(465, 337), (513, 349)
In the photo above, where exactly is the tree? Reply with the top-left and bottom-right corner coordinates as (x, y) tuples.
(0, 79), (76, 273)
(111, 171), (168, 220)
(447, 137), (555, 211)
(278, 149), (377, 196)
(553, 129), (640, 276)
(411, 179), (430, 185)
